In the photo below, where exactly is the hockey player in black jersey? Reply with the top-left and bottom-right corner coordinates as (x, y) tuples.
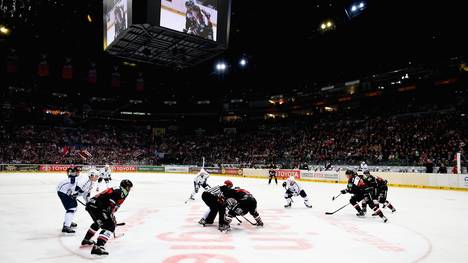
(224, 187), (264, 227)
(359, 170), (378, 215)
(199, 180), (233, 231)
(80, 179), (133, 255)
(340, 170), (388, 222)
(268, 164), (278, 185)
(374, 176), (396, 214)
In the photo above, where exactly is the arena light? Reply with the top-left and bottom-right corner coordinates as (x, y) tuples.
(0, 25), (10, 35)
(239, 58), (247, 67)
(87, 14), (93, 23)
(346, 1), (367, 18)
(216, 62), (227, 72)
(319, 20), (335, 32)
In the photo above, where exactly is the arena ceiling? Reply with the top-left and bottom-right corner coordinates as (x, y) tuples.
(0, 0), (466, 97)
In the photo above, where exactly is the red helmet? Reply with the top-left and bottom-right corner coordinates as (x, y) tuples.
(224, 180), (233, 188)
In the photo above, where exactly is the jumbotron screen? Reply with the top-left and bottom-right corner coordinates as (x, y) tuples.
(103, 0), (131, 49)
(160, 0), (218, 41)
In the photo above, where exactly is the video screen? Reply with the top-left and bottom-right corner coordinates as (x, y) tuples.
(160, 0), (218, 41)
(104, 0), (129, 49)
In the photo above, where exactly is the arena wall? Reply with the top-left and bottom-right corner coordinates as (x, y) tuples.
(1, 164), (467, 191)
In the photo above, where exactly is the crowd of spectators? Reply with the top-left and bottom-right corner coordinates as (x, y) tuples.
(0, 111), (466, 170)
(0, 125), (157, 165)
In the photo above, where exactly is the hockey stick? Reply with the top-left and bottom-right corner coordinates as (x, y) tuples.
(77, 199), (86, 206)
(240, 215), (257, 226)
(325, 203), (350, 215)
(202, 157), (205, 169)
(234, 216), (242, 225)
(332, 193), (342, 201)
(185, 197), (194, 204)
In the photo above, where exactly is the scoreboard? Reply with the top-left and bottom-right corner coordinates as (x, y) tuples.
(102, 0), (231, 63)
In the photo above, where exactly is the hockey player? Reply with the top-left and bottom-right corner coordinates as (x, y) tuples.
(268, 164), (278, 185)
(189, 168), (211, 200)
(81, 179), (133, 255)
(340, 170), (388, 222)
(224, 187), (264, 227)
(374, 176), (396, 214)
(282, 176), (312, 208)
(66, 164), (80, 177)
(198, 180), (233, 231)
(57, 169), (99, 233)
(96, 165), (112, 192)
(359, 161), (369, 172)
(359, 170), (377, 214)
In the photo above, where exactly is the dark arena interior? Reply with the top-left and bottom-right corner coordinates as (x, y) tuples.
(0, 1), (467, 262)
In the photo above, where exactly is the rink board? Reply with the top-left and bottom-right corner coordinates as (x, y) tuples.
(1, 173), (468, 262)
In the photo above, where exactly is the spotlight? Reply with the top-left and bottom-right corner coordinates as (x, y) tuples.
(239, 58), (247, 67)
(0, 25), (11, 35)
(216, 62), (227, 72)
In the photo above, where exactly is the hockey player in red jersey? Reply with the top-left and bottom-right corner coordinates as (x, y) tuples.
(80, 179), (133, 255)
(374, 176), (396, 214)
(224, 187), (264, 227)
(341, 170), (388, 222)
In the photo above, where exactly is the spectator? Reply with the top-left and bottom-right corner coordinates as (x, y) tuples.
(438, 163), (447, 173)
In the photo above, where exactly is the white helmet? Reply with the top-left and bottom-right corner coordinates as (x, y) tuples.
(89, 169), (99, 177)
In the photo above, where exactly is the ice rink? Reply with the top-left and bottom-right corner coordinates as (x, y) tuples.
(1, 172), (467, 263)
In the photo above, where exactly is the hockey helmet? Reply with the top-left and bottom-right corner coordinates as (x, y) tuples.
(89, 170), (99, 180)
(120, 179), (133, 191)
(224, 180), (233, 188)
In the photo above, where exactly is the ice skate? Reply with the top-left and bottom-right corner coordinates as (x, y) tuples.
(91, 245), (108, 255)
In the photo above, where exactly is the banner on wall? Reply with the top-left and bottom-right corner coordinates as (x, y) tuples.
(301, 171), (340, 181)
(39, 165), (70, 172)
(112, 165), (137, 172)
(165, 166), (190, 173)
(189, 167), (221, 174)
(1, 165), (40, 172)
(276, 169), (301, 179)
(459, 174), (468, 188)
(137, 166), (165, 172)
(222, 168), (244, 176)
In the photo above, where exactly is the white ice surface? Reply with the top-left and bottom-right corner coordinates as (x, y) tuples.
(1, 173), (467, 263)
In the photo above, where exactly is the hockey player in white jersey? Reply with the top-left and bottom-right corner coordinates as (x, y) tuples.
(96, 165), (112, 192)
(282, 176), (312, 208)
(57, 169), (99, 233)
(360, 161), (369, 172)
(189, 168), (211, 200)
